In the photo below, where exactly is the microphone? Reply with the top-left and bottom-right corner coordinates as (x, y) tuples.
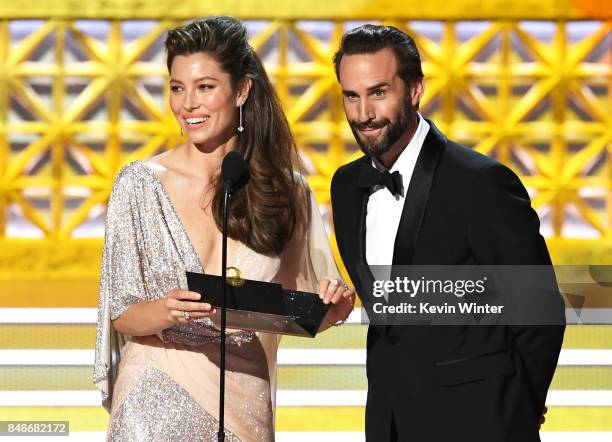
(217, 149), (249, 441)
(221, 151), (250, 194)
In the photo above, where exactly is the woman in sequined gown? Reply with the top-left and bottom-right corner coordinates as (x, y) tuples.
(94, 16), (355, 442)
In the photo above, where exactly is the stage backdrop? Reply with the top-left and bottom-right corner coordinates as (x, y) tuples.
(0, 1), (611, 439)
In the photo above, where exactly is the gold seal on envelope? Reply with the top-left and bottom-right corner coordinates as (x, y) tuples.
(226, 266), (245, 287)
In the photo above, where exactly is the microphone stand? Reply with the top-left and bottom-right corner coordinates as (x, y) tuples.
(218, 186), (231, 442)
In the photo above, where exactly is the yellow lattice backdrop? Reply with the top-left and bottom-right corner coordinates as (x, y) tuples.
(1, 17), (612, 273)
(1, 1), (612, 437)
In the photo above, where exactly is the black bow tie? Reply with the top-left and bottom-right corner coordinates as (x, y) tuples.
(358, 166), (403, 196)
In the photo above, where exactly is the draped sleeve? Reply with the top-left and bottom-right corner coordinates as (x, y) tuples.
(274, 174), (342, 293)
(94, 164), (148, 412)
(301, 182), (343, 289)
(258, 175), (342, 420)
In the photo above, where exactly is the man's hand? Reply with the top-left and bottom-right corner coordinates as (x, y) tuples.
(539, 406), (548, 429)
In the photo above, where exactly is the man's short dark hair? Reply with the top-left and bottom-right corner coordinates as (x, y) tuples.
(333, 24), (424, 87)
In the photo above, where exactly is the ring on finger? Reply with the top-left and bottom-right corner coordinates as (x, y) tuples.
(182, 310), (191, 320)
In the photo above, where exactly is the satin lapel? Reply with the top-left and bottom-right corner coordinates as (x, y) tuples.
(356, 190), (375, 290)
(391, 121), (447, 265)
(335, 158), (377, 315)
(352, 158), (376, 292)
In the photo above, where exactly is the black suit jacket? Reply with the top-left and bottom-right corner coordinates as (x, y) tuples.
(331, 121), (565, 442)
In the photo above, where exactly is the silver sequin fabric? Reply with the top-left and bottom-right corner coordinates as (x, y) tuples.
(94, 161), (276, 440)
(101, 160), (253, 342)
(109, 367), (240, 442)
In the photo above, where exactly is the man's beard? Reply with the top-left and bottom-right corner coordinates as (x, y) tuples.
(349, 97), (416, 158)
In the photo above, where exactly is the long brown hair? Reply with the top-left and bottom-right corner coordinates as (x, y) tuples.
(165, 17), (305, 255)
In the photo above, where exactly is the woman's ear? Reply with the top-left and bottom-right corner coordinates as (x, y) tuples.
(236, 77), (252, 106)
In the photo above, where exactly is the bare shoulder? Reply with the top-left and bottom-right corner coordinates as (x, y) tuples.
(143, 149), (175, 175)
(145, 145), (208, 184)
(142, 146), (194, 184)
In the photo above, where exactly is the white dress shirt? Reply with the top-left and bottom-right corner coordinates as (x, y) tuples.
(366, 114), (430, 267)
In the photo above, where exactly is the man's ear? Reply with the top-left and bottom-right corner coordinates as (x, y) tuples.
(411, 78), (425, 109)
(236, 77), (252, 106)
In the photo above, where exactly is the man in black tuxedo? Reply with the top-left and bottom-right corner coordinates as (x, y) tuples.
(330, 25), (565, 441)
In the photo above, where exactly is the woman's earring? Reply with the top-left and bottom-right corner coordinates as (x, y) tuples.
(180, 127), (183, 137)
(238, 102), (244, 133)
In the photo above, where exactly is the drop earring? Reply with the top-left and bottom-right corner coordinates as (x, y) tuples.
(237, 102), (244, 133)
(180, 127), (183, 137)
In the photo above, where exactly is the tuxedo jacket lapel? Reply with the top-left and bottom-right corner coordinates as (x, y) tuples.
(332, 157), (378, 315)
(353, 159), (376, 302)
(356, 191), (375, 297)
(383, 121), (446, 333)
(392, 121), (447, 265)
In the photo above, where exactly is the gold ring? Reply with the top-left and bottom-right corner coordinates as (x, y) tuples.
(183, 311), (190, 320)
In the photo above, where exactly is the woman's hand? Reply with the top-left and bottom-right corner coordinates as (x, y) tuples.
(112, 289), (216, 336)
(319, 277), (356, 326)
(161, 289), (217, 325)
